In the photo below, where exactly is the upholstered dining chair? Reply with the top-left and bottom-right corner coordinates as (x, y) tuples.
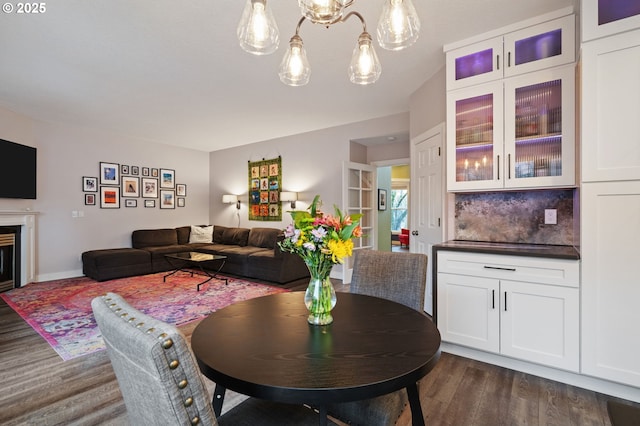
(91, 292), (336, 426)
(326, 250), (429, 426)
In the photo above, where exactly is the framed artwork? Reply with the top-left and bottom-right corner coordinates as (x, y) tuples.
(121, 164), (129, 175)
(142, 167), (150, 176)
(160, 168), (175, 188)
(84, 193), (96, 206)
(131, 166), (139, 175)
(151, 168), (159, 177)
(160, 189), (175, 209)
(144, 199), (156, 208)
(99, 162), (119, 185)
(177, 197), (185, 207)
(124, 199), (137, 208)
(82, 176), (98, 192)
(378, 189), (387, 211)
(248, 156), (281, 221)
(121, 176), (140, 197)
(100, 186), (120, 209)
(176, 184), (187, 196)
(142, 178), (158, 198)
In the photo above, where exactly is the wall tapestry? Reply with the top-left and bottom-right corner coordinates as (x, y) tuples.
(248, 156), (282, 221)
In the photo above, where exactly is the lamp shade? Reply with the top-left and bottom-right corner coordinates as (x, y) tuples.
(222, 194), (238, 204)
(280, 192), (297, 202)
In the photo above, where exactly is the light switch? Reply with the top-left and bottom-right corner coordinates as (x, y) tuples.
(544, 209), (557, 225)
(71, 210), (78, 218)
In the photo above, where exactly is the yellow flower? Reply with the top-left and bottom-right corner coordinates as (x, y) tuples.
(327, 239), (353, 264)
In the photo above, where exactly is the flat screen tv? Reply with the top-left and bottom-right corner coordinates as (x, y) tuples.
(0, 138), (37, 199)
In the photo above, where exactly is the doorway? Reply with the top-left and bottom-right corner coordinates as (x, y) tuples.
(374, 159), (410, 252)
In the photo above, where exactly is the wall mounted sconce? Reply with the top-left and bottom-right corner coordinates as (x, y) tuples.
(222, 194), (241, 210)
(280, 191), (298, 209)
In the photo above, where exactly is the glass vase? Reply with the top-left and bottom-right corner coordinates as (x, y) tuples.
(304, 270), (337, 326)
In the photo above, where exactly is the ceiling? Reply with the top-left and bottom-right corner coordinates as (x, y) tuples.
(0, 0), (576, 152)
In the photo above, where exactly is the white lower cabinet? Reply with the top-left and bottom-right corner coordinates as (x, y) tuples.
(437, 251), (580, 372)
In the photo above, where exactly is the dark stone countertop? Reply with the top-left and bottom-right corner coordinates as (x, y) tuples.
(433, 240), (580, 260)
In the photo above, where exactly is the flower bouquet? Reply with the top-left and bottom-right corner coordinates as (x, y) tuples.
(279, 195), (362, 325)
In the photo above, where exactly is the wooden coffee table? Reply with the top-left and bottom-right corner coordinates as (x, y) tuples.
(163, 251), (227, 291)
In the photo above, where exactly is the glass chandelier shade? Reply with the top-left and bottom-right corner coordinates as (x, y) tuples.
(376, 0), (421, 51)
(298, 0), (349, 25)
(237, 0), (280, 55)
(348, 31), (382, 85)
(279, 34), (312, 86)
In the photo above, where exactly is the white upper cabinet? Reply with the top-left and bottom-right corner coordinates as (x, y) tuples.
(581, 29), (640, 182)
(582, 0), (640, 42)
(445, 9), (577, 192)
(446, 13), (575, 91)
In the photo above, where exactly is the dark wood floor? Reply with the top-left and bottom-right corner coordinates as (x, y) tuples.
(1, 280), (638, 425)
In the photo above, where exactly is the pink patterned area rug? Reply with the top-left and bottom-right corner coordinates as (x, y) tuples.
(1, 272), (288, 361)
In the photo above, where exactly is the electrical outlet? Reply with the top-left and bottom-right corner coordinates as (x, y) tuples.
(544, 209), (557, 225)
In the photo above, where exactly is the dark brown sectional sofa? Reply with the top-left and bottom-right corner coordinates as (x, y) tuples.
(82, 225), (309, 284)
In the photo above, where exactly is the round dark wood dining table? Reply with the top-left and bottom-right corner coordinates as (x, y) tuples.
(191, 291), (441, 426)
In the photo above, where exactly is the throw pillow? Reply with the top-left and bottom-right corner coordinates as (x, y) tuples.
(189, 225), (213, 243)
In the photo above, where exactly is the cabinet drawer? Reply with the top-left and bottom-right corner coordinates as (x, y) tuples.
(437, 250), (579, 287)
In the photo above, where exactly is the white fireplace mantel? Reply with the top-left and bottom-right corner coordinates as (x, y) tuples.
(0, 210), (37, 286)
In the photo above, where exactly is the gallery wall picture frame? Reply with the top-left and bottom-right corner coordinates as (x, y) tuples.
(99, 162), (119, 185)
(122, 176), (140, 197)
(124, 199), (137, 208)
(176, 184), (187, 196)
(85, 193), (96, 206)
(131, 166), (139, 175)
(142, 167), (150, 177)
(151, 168), (159, 177)
(82, 176), (98, 192)
(378, 188), (387, 211)
(160, 189), (175, 209)
(144, 199), (156, 208)
(177, 197), (185, 207)
(100, 186), (120, 209)
(142, 178), (158, 198)
(121, 164), (129, 175)
(160, 168), (175, 188)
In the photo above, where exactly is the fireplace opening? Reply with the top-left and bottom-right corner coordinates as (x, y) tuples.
(0, 226), (21, 292)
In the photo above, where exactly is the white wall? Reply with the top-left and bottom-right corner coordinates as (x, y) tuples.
(0, 106), (211, 281)
(410, 65), (446, 139)
(209, 113), (410, 229)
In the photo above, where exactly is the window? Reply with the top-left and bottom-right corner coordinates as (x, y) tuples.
(391, 188), (408, 231)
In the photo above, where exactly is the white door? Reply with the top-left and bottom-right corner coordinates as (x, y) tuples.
(411, 123), (445, 315)
(342, 161), (375, 284)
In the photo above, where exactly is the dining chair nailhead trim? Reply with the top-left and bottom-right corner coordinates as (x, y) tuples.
(178, 379), (188, 389)
(169, 360), (179, 369)
(184, 397), (194, 407)
(190, 416), (200, 425)
(162, 339), (174, 349)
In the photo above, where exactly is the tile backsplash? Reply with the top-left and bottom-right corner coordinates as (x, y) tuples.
(454, 189), (575, 245)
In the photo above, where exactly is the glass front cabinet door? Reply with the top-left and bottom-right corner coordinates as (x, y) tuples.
(447, 81), (504, 191)
(446, 14), (574, 91)
(447, 65), (575, 191)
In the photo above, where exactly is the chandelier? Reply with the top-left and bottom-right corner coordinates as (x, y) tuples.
(237, 0), (421, 86)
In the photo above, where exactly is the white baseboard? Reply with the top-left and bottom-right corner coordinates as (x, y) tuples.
(34, 269), (83, 283)
(443, 342), (640, 403)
